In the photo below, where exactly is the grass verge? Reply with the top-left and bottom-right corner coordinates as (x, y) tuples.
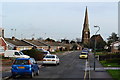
(107, 70), (120, 80)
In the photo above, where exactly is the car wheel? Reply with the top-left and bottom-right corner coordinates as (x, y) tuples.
(30, 71), (34, 78)
(36, 69), (40, 76)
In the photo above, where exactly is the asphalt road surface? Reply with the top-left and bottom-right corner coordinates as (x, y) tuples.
(11, 51), (88, 80)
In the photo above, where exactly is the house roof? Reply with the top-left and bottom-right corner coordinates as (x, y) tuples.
(41, 41), (61, 46)
(24, 39), (48, 46)
(90, 34), (104, 41)
(4, 38), (32, 46)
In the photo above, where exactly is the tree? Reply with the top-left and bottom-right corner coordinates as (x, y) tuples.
(45, 38), (55, 42)
(70, 40), (76, 44)
(61, 39), (69, 44)
(107, 32), (119, 45)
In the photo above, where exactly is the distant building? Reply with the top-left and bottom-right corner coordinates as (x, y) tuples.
(111, 41), (120, 53)
(82, 7), (90, 45)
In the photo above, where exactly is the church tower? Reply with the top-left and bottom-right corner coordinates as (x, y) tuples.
(82, 7), (90, 45)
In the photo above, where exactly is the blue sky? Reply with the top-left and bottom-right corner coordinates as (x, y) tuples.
(1, 2), (118, 41)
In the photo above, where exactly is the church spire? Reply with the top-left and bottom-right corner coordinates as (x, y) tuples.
(82, 6), (90, 46)
(84, 6), (89, 26)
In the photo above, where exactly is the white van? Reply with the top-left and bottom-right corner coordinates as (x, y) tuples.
(4, 50), (30, 58)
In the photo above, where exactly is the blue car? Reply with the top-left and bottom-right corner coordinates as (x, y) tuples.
(11, 58), (39, 78)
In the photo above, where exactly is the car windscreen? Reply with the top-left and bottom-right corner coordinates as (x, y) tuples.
(81, 53), (87, 55)
(13, 60), (29, 65)
(45, 55), (55, 58)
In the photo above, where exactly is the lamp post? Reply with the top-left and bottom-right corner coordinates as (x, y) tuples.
(94, 25), (100, 71)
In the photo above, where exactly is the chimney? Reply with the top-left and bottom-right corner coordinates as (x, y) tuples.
(12, 36), (15, 41)
(2, 29), (4, 38)
(32, 38), (34, 41)
(0, 28), (4, 38)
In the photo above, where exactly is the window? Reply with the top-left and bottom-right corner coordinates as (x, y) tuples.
(81, 53), (87, 55)
(14, 60), (29, 65)
(56, 56), (58, 59)
(15, 52), (20, 55)
(0, 46), (4, 53)
(45, 55), (55, 58)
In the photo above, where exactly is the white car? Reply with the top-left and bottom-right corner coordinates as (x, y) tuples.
(43, 54), (59, 65)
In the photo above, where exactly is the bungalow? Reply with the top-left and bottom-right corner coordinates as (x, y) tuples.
(4, 37), (33, 51)
(40, 41), (63, 52)
(23, 38), (48, 50)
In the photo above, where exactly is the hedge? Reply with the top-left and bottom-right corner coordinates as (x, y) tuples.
(21, 49), (44, 61)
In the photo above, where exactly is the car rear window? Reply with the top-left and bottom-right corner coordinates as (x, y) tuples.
(13, 60), (29, 65)
(81, 53), (87, 55)
(45, 55), (55, 58)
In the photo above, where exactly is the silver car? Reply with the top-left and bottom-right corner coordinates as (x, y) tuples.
(43, 54), (59, 65)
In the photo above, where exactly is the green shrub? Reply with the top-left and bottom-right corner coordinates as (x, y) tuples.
(22, 49), (44, 61)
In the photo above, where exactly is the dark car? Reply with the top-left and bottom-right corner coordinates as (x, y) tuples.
(11, 58), (39, 78)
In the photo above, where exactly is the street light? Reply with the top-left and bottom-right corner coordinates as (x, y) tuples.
(94, 25), (100, 71)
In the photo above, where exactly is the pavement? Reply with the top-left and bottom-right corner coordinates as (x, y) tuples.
(1, 51), (119, 80)
(88, 53), (115, 80)
(89, 59), (113, 80)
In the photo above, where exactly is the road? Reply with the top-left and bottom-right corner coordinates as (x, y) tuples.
(9, 51), (89, 80)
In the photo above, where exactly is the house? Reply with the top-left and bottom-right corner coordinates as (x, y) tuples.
(111, 41), (120, 53)
(41, 41), (63, 52)
(4, 37), (33, 51)
(23, 38), (48, 50)
(90, 34), (106, 51)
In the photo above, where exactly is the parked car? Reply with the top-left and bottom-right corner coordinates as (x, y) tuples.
(43, 54), (59, 65)
(11, 58), (40, 78)
(82, 48), (89, 52)
(4, 50), (30, 58)
(79, 52), (88, 59)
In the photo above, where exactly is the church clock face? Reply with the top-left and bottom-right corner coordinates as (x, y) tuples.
(85, 32), (88, 34)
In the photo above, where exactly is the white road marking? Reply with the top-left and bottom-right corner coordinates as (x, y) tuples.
(84, 59), (88, 80)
